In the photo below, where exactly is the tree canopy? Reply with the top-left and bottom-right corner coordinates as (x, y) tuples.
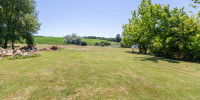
(122, 0), (200, 60)
(0, 0), (40, 49)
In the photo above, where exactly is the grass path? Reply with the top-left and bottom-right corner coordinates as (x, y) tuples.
(0, 45), (200, 99)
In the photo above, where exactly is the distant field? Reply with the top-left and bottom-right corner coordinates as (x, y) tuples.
(34, 37), (118, 45)
(34, 37), (65, 45)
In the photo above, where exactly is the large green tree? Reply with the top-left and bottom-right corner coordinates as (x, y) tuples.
(122, 0), (200, 60)
(122, 0), (162, 53)
(0, 0), (40, 49)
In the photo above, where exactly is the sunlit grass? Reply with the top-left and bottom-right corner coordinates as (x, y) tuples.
(0, 45), (200, 99)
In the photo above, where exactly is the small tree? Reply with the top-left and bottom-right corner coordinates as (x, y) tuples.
(120, 41), (126, 48)
(75, 36), (81, 45)
(95, 42), (100, 46)
(116, 34), (121, 42)
(64, 33), (82, 45)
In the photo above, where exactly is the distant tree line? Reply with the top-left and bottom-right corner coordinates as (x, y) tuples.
(122, 0), (200, 60)
(0, 0), (40, 49)
(83, 34), (121, 42)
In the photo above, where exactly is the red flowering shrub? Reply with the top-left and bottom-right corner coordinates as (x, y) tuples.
(81, 41), (87, 46)
(50, 46), (59, 50)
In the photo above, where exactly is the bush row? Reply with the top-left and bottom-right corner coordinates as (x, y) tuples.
(95, 41), (111, 47)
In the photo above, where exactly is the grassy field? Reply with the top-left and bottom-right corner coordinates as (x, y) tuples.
(0, 45), (200, 99)
(34, 37), (65, 45)
(34, 37), (118, 45)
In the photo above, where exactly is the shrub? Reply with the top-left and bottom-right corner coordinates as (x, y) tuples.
(95, 42), (100, 46)
(120, 41), (126, 48)
(50, 46), (59, 50)
(100, 41), (111, 47)
(64, 33), (82, 45)
(64, 35), (71, 44)
(104, 41), (111, 46)
(75, 37), (82, 45)
(101, 43), (105, 47)
(100, 41), (105, 47)
(81, 41), (87, 46)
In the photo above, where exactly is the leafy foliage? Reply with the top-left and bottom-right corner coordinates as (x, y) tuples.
(0, 0), (40, 49)
(95, 42), (100, 46)
(64, 33), (82, 45)
(116, 34), (121, 42)
(100, 41), (111, 47)
(120, 41), (126, 48)
(122, 0), (200, 60)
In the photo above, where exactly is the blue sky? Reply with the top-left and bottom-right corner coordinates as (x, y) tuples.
(35, 0), (198, 38)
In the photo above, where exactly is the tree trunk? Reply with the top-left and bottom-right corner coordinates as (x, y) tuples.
(144, 47), (147, 54)
(12, 42), (14, 49)
(139, 45), (142, 54)
(4, 39), (8, 49)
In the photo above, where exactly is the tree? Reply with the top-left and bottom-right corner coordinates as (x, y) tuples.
(64, 33), (82, 45)
(192, 0), (200, 4)
(122, 0), (161, 53)
(122, 0), (200, 60)
(116, 34), (121, 42)
(0, 0), (40, 49)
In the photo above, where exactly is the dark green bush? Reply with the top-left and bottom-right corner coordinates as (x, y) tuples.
(100, 43), (104, 47)
(120, 41), (126, 48)
(100, 41), (111, 47)
(95, 42), (100, 46)
(104, 41), (111, 46)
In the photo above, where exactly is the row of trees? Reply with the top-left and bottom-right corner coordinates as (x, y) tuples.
(0, 0), (40, 49)
(122, 0), (200, 60)
(83, 34), (121, 42)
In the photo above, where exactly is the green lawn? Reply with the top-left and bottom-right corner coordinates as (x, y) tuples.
(34, 37), (118, 45)
(0, 45), (200, 99)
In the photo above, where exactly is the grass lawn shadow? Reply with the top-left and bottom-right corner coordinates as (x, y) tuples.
(134, 56), (180, 63)
(126, 51), (180, 63)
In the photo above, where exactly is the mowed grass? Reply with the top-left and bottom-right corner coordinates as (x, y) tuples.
(34, 37), (117, 45)
(0, 45), (200, 99)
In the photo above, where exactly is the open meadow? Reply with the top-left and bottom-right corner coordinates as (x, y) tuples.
(34, 37), (117, 45)
(1, 0), (200, 99)
(0, 45), (200, 99)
